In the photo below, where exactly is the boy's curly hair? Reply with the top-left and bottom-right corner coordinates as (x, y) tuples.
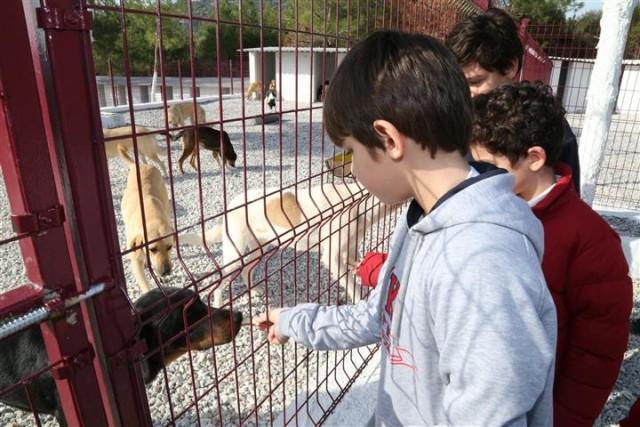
(445, 8), (523, 75)
(472, 81), (566, 166)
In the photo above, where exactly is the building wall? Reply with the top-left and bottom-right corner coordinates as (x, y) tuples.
(617, 65), (640, 114)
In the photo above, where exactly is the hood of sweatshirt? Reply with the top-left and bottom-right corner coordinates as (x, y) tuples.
(388, 165), (545, 343)
(410, 166), (544, 261)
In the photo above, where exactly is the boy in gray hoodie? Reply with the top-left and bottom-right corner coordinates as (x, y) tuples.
(253, 31), (557, 426)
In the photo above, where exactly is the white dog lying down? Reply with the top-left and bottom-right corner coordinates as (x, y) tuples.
(181, 182), (393, 306)
(103, 125), (167, 176)
(119, 144), (175, 293)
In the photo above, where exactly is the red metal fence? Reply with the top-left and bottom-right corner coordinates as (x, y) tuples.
(528, 21), (640, 211)
(0, 0), (560, 426)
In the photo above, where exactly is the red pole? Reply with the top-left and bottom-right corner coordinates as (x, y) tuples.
(230, 58), (234, 95)
(108, 58), (117, 106)
(0, 1), (120, 425)
(17, 0), (151, 424)
(178, 59), (183, 99)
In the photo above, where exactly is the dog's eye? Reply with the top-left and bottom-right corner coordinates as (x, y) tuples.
(150, 247), (159, 253)
(166, 245), (173, 251)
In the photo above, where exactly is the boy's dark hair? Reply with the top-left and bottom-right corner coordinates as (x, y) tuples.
(323, 31), (472, 158)
(445, 8), (523, 75)
(472, 81), (566, 166)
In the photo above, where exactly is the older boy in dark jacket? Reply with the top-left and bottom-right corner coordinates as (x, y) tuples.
(445, 8), (581, 193)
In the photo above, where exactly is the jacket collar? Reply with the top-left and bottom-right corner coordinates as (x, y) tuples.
(531, 162), (575, 214)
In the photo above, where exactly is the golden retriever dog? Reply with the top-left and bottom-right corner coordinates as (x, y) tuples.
(246, 80), (263, 100)
(168, 101), (207, 128)
(103, 126), (167, 176)
(118, 144), (175, 293)
(181, 182), (393, 305)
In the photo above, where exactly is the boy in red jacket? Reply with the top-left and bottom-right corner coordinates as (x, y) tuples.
(357, 82), (633, 427)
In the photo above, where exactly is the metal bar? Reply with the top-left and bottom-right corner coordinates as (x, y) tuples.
(0, 1), (117, 425)
(108, 58), (118, 106)
(0, 283), (106, 340)
(34, 0), (152, 423)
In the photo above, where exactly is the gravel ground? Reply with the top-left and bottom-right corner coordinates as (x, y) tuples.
(0, 96), (389, 427)
(0, 99), (639, 426)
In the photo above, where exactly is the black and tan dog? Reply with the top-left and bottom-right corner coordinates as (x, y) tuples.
(0, 287), (242, 426)
(174, 126), (237, 174)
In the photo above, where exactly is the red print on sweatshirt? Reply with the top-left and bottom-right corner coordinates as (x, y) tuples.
(382, 269), (416, 372)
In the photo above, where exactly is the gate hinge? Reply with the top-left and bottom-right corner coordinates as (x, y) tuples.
(36, 7), (93, 32)
(11, 205), (65, 235)
(52, 345), (96, 380)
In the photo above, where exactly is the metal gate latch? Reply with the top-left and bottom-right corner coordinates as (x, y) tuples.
(36, 7), (94, 32)
(11, 205), (65, 235)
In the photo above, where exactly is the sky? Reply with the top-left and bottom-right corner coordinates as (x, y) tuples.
(573, 0), (604, 17)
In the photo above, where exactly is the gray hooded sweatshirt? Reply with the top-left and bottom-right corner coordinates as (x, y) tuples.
(278, 167), (557, 426)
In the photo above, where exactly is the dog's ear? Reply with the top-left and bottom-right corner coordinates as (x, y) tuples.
(128, 235), (145, 252)
(266, 192), (304, 228)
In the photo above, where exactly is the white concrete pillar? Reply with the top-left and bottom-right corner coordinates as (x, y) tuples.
(580, 0), (638, 204)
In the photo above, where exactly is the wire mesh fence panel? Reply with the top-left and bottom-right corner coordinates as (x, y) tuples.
(7, 0), (610, 426)
(528, 21), (640, 211)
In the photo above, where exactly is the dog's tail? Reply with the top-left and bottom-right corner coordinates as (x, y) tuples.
(117, 144), (134, 166)
(180, 223), (223, 247)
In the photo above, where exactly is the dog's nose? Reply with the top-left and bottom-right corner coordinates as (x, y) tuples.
(233, 311), (243, 324)
(160, 265), (172, 276)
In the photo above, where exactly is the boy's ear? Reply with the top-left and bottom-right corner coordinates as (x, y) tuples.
(372, 120), (404, 161)
(525, 146), (547, 172)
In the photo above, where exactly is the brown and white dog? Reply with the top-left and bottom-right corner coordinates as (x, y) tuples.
(119, 144), (175, 293)
(245, 80), (263, 101)
(181, 182), (393, 305)
(168, 102), (207, 128)
(103, 126), (167, 176)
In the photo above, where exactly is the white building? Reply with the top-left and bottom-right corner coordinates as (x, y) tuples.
(95, 76), (240, 108)
(243, 47), (349, 104)
(549, 57), (640, 115)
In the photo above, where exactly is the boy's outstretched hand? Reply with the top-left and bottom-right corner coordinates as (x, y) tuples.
(252, 308), (289, 345)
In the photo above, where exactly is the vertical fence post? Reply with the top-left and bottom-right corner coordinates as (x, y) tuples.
(108, 58), (118, 106)
(26, 0), (152, 424)
(230, 58), (234, 95)
(178, 59), (184, 100)
(518, 18), (529, 82)
(0, 1), (127, 425)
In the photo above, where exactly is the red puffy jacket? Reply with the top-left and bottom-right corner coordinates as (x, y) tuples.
(357, 164), (633, 426)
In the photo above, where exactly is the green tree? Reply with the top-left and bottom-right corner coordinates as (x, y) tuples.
(92, 0), (190, 75)
(568, 5), (640, 58)
(498, 0), (583, 24)
(625, 5), (640, 58)
(195, 0), (279, 61)
(281, 0), (373, 47)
